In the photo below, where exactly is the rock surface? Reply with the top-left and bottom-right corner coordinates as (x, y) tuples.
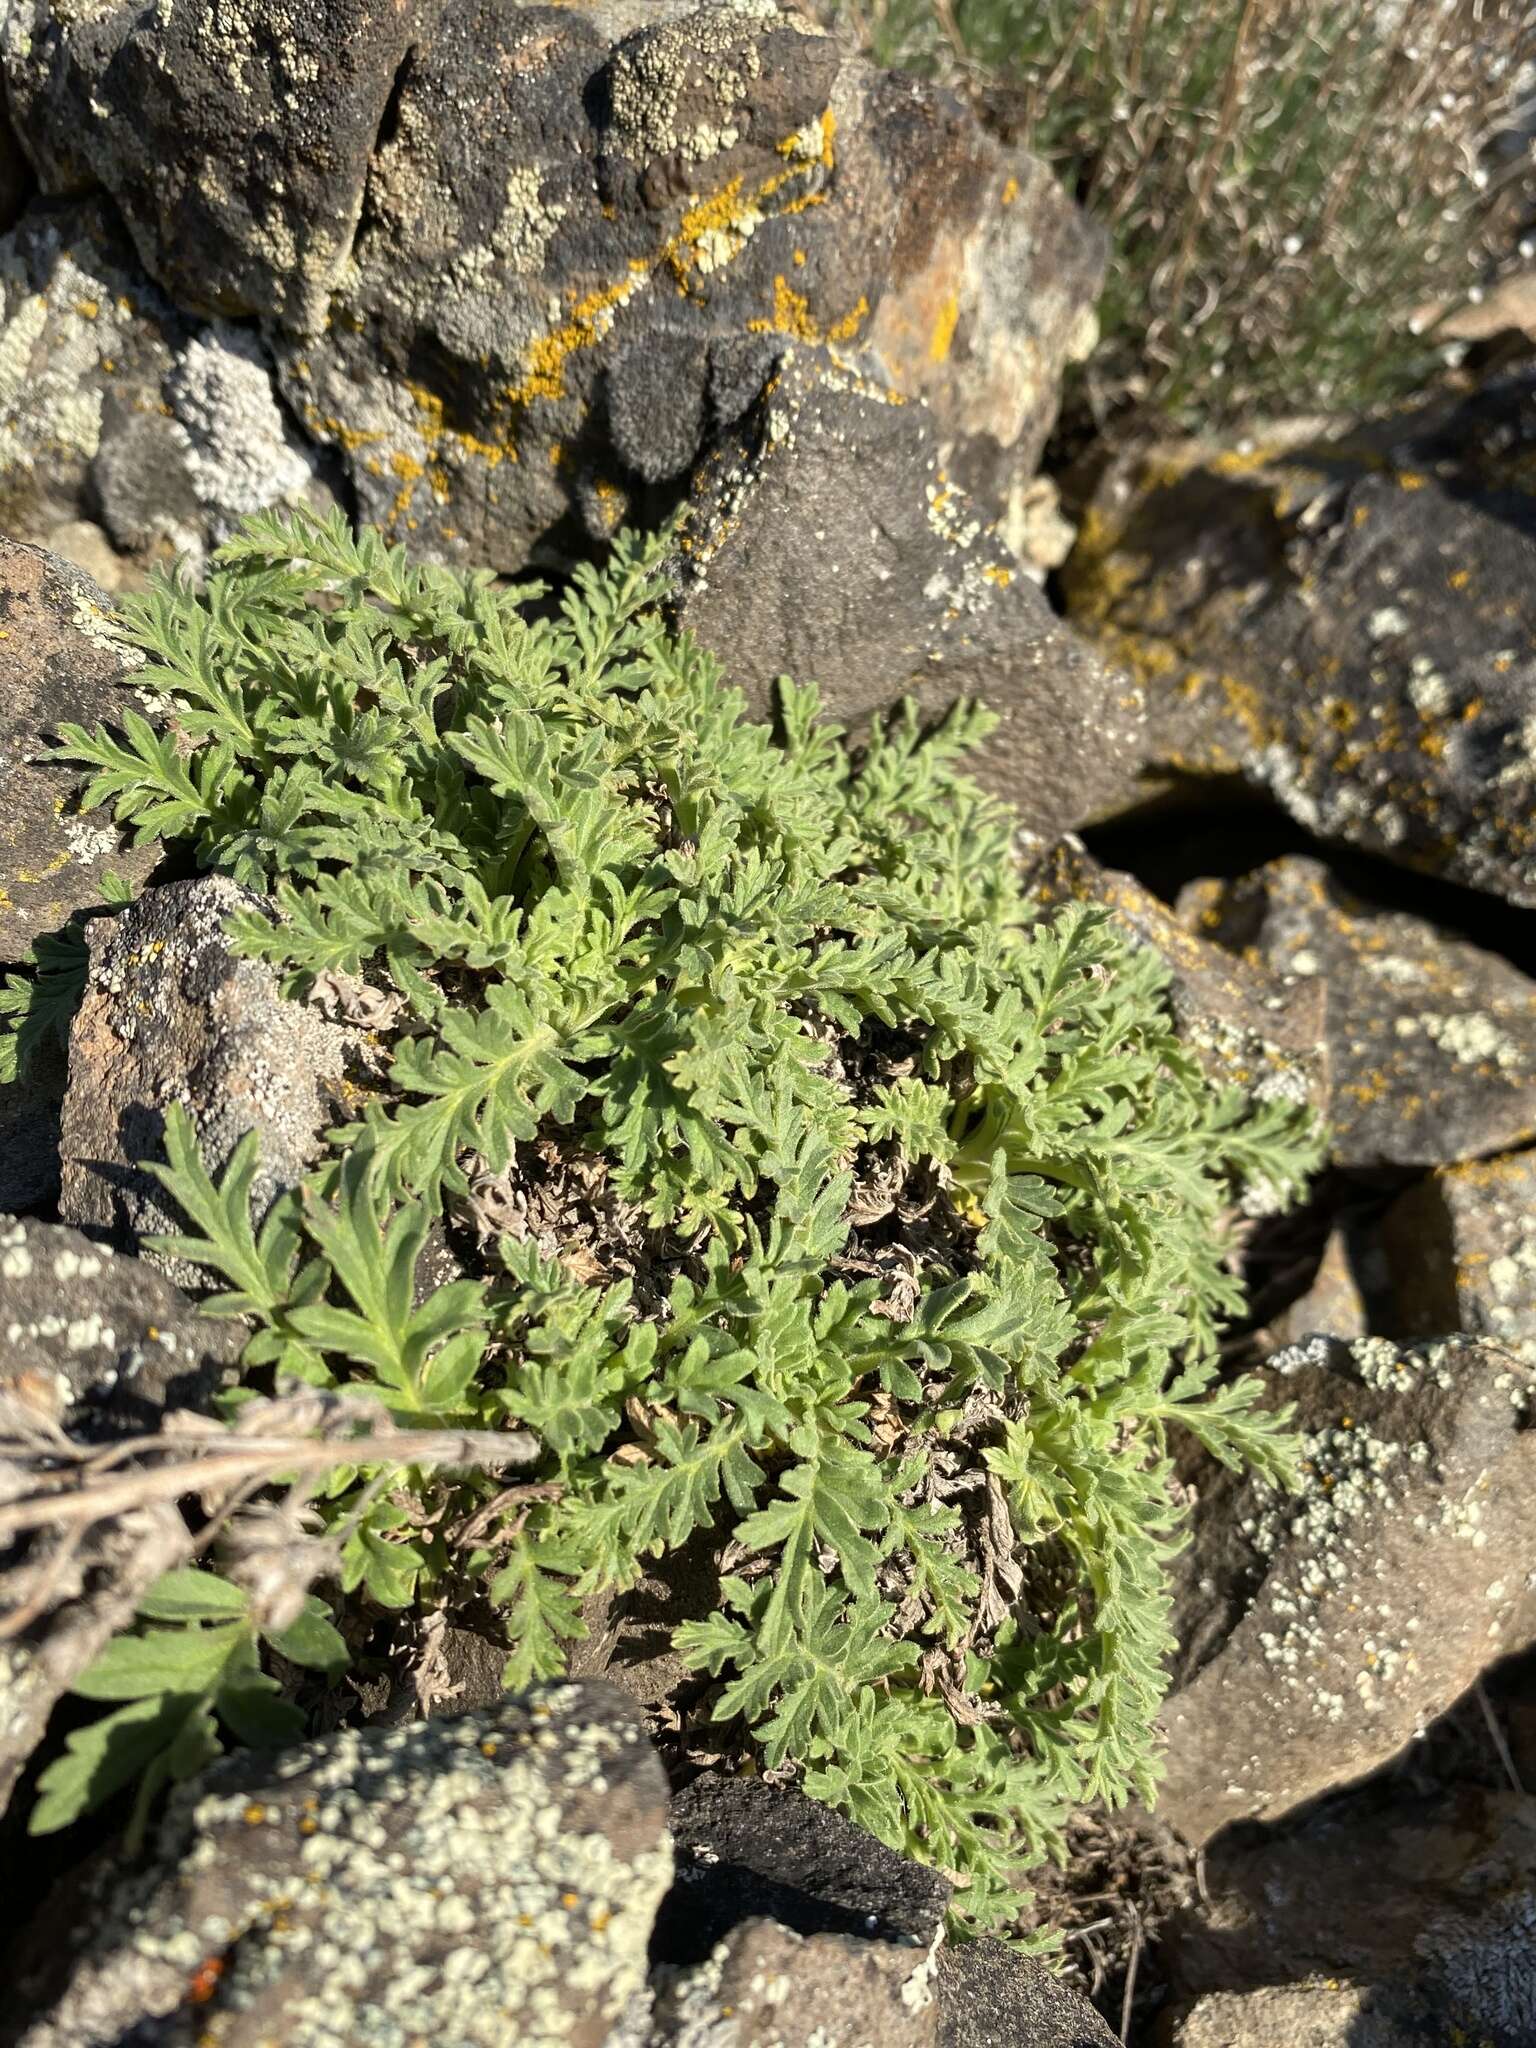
(0, 1214), (242, 1430)
(2, 0), (431, 332)
(12, 1684), (672, 2048)
(0, 535), (159, 960)
(0, 199), (329, 567)
(58, 876), (351, 1269)
(1159, 1333), (1536, 1846)
(1168, 1784), (1536, 2048)
(653, 1916), (937, 2047)
(1177, 856), (1536, 1168)
(655, 1772), (950, 1965)
(935, 1940), (1116, 2048)
(669, 348), (1144, 828)
(1026, 836), (1326, 1125)
(1380, 1152), (1536, 1365)
(1066, 370), (1536, 906)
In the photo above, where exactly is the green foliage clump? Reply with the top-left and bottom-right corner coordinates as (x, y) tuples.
(29, 506), (1322, 1928)
(827, 0), (1533, 426)
(31, 1569), (346, 1845)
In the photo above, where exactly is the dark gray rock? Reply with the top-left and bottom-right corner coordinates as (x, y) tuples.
(0, 534), (160, 961)
(267, 1), (1100, 569)
(1176, 857), (1536, 1168)
(1168, 1784), (1536, 2048)
(654, 1772), (950, 1965)
(669, 348), (1145, 830)
(11, 1684), (672, 2048)
(0, 201), (332, 566)
(0, 1214), (243, 1432)
(1066, 370), (1536, 907)
(1160, 1334), (1536, 1847)
(0, 201), (194, 552)
(2, 0), (434, 331)
(58, 877), (352, 1271)
(0, 84), (29, 234)
(936, 1941), (1116, 2048)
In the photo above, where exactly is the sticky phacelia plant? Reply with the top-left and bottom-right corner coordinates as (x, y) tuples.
(23, 506), (1322, 1929)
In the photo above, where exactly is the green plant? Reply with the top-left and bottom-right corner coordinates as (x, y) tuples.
(31, 1568), (347, 1844)
(826, 0), (1534, 425)
(24, 505), (1322, 1930)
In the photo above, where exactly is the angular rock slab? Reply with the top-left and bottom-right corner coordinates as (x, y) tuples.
(1381, 1151), (1536, 1365)
(0, 533), (160, 960)
(654, 1771), (950, 1965)
(0, 1214), (242, 1429)
(653, 1917), (937, 2048)
(935, 1940), (1116, 2048)
(1178, 856), (1536, 1168)
(1168, 1785), (1536, 2048)
(59, 876), (351, 1272)
(268, 1), (1100, 568)
(13, 1684), (671, 2048)
(2, 0), (433, 331)
(669, 349), (1145, 832)
(1159, 1334), (1536, 1846)
(1066, 369), (1536, 906)
(1026, 835), (1326, 1128)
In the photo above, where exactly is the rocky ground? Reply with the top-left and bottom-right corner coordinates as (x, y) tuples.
(2, 3), (1536, 2045)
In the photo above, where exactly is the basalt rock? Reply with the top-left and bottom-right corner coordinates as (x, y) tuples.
(0, 201), (330, 566)
(1, 0), (435, 332)
(58, 876), (352, 1273)
(1380, 1151), (1536, 1365)
(1167, 1784), (1536, 2048)
(0, 535), (160, 961)
(1177, 857), (1536, 1169)
(11, 1685), (673, 2048)
(1065, 370), (1536, 906)
(668, 349), (1144, 831)
(1159, 1333), (1536, 1847)
(260, 0), (1100, 568)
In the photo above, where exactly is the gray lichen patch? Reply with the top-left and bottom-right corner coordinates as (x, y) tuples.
(18, 1684), (673, 2048)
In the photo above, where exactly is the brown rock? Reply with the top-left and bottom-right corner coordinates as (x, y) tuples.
(1177, 857), (1536, 1168)
(669, 349), (1145, 832)
(1064, 371), (1536, 906)
(1266, 1231), (1368, 1352)
(653, 1918), (936, 2048)
(1159, 1334), (1536, 1846)
(1027, 836), (1326, 1123)
(1380, 1152), (1536, 1366)
(13, 1684), (672, 2048)
(58, 876), (351, 1270)
(1167, 1784), (1536, 2047)
(0, 535), (160, 962)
